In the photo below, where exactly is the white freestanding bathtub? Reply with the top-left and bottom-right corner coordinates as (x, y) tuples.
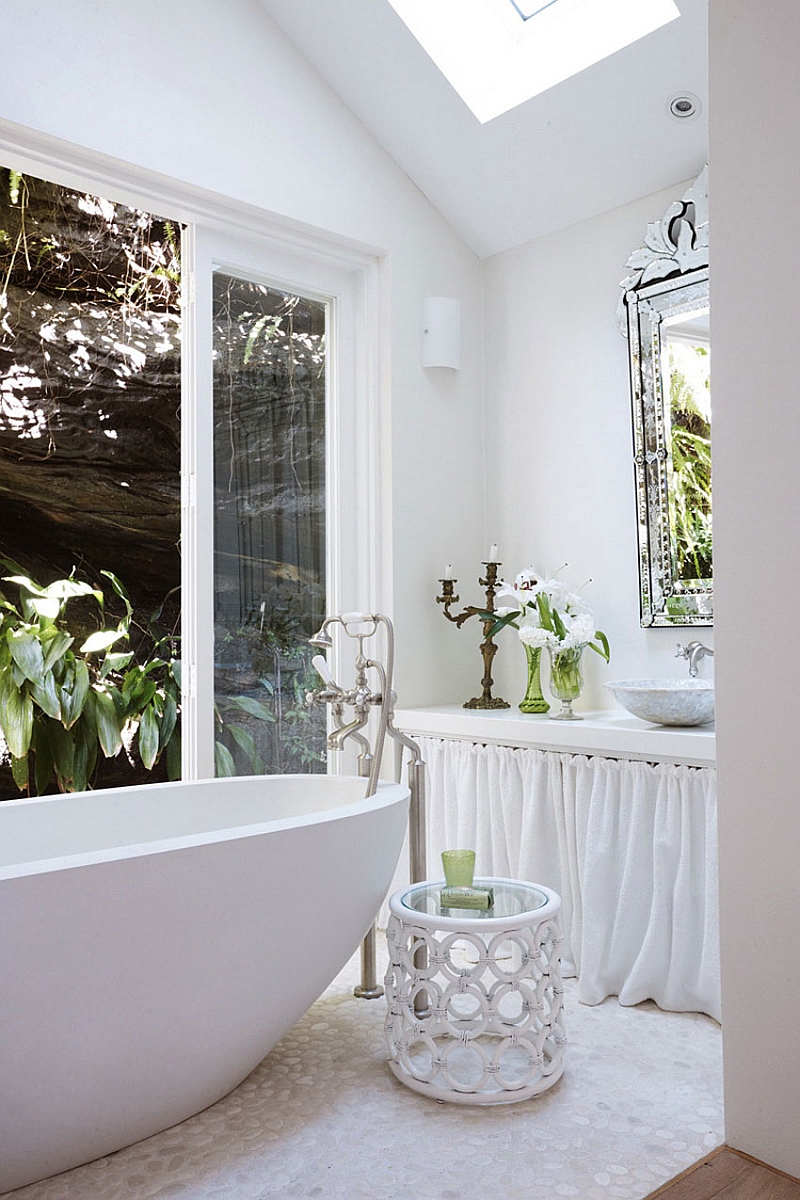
(0, 773), (409, 1194)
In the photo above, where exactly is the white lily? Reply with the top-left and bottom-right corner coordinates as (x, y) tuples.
(490, 562), (610, 663)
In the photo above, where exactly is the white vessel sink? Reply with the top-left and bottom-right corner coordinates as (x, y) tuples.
(605, 679), (715, 727)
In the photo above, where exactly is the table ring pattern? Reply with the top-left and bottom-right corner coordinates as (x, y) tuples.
(384, 878), (566, 1104)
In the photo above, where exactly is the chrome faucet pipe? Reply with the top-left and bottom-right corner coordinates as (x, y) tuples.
(676, 640), (715, 678)
(315, 646), (382, 999)
(327, 704), (372, 772)
(384, 714), (427, 884)
(352, 725), (382, 1000)
(351, 734), (373, 779)
(327, 712), (370, 751)
(383, 714), (429, 1016)
(406, 758), (427, 886)
(349, 617), (392, 1001)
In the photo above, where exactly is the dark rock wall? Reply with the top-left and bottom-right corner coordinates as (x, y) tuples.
(0, 170), (181, 606)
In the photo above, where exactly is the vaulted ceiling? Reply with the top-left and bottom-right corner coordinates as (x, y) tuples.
(257, 0), (707, 257)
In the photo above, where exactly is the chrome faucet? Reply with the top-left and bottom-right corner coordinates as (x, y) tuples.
(675, 640), (714, 678)
(307, 625), (383, 770)
(306, 613), (428, 1005)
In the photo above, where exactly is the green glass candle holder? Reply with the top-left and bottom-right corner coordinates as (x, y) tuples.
(441, 849), (476, 888)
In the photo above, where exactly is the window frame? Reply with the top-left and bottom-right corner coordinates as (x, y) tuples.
(0, 124), (389, 782)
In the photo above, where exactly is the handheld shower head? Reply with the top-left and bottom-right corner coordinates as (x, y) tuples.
(309, 624), (334, 650)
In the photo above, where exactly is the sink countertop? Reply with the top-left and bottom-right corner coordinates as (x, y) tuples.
(393, 704), (716, 767)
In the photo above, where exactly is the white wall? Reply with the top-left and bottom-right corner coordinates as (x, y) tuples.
(482, 183), (712, 710)
(711, 0), (800, 1176)
(0, 0), (485, 707)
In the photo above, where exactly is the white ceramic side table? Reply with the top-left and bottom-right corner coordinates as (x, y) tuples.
(384, 877), (565, 1104)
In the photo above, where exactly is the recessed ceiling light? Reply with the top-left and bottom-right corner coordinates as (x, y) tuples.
(668, 92), (702, 120)
(387, 0), (681, 124)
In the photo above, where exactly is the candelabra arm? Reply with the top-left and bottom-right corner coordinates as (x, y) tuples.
(451, 604), (485, 628)
(436, 582), (462, 623)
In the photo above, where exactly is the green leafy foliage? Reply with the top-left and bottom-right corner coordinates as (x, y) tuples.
(214, 610), (326, 778)
(668, 345), (713, 582)
(0, 564), (181, 796)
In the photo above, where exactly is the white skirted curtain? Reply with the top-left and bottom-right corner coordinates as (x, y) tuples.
(416, 736), (720, 1021)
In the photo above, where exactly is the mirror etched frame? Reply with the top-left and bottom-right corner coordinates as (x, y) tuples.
(619, 167), (711, 627)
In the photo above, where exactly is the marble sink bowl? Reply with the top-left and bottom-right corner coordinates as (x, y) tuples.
(605, 679), (715, 727)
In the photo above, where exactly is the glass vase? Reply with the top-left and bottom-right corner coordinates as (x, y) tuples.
(519, 644), (549, 714)
(548, 645), (585, 721)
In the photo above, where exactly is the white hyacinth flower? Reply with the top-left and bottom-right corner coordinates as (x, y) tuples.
(519, 625), (555, 649)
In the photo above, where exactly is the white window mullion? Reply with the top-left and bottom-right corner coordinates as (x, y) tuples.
(181, 224), (216, 780)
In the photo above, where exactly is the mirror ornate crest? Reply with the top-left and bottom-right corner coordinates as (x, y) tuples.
(619, 167), (711, 627)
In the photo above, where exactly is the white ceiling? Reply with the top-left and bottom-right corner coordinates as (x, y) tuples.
(256, 0), (708, 258)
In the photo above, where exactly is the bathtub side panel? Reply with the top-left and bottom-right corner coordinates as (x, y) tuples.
(0, 794), (407, 1193)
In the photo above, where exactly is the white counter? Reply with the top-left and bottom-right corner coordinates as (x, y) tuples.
(394, 704), (716, 767)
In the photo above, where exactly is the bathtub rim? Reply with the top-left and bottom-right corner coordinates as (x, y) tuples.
(0, 774), (410, 882)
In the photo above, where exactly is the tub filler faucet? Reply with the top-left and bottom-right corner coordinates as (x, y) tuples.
(676, 640), (714, 678)
(307, 613), (427, 1003)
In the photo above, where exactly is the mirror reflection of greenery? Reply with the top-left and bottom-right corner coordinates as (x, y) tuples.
(214, 588), (327, 778)
(668, 344), (712, 583)
(0, 564), (180, 796)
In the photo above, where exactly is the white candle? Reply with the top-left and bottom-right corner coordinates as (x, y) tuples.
(444, 564), (453, 580)
(489, 543), (499, 561)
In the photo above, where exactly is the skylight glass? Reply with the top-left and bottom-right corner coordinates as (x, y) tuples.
(508, 0), (561, 20)
(387, 0), (681, 124)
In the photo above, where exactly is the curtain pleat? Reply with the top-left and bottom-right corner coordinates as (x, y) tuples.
(415, 736), (720, 1020)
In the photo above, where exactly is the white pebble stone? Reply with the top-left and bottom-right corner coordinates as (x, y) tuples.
(7, 948), (722, 1200)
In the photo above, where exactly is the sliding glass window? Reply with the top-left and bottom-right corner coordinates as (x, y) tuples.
(0, 146), (381, 791)
(212, 274), (327, 776)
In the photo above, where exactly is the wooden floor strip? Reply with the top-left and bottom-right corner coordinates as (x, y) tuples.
(645, 1148), (800, 1200)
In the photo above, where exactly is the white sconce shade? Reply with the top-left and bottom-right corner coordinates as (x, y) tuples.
(422, 296), (461, 369)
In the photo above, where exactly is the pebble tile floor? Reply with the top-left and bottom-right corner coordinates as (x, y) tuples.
(4, 944), (723, 1200)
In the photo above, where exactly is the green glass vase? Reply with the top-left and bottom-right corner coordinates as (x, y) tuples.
(519, 644), (549, 714)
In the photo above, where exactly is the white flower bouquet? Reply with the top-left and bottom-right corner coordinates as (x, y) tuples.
(494, 567), (609, 656)
(489, 566), (610, 718)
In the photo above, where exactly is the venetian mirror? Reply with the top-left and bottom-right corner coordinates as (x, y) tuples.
(619, 167), (711, 626)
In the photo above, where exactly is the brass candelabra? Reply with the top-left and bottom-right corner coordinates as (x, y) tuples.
(436, 560), (510, 710)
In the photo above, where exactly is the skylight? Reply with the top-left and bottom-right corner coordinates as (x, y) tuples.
(387, 0), (681, 124)
(508, 0), (561, 19)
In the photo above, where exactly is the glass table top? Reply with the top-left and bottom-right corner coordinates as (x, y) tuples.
(400, 879), (549, 921)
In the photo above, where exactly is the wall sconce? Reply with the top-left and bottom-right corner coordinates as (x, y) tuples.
(422, 296), (461, 370)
